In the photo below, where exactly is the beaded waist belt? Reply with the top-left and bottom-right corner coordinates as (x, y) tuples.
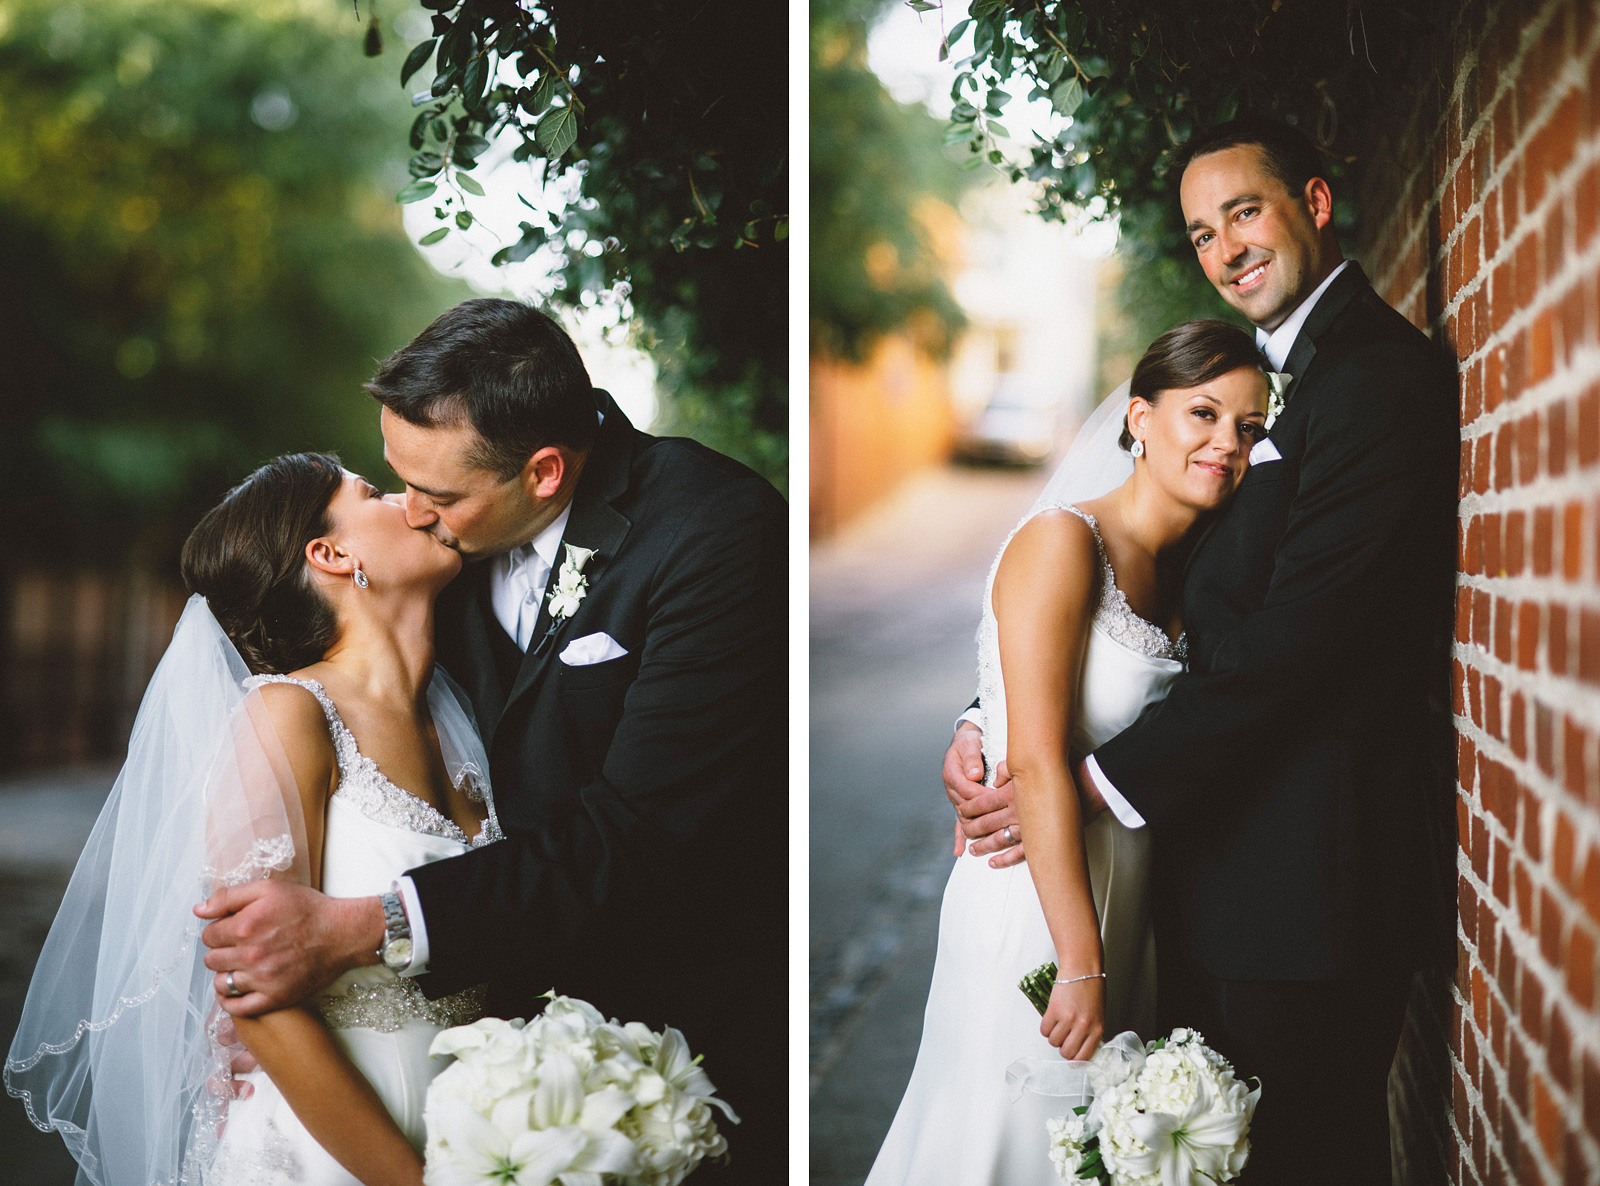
(317, 975), (487, 1033)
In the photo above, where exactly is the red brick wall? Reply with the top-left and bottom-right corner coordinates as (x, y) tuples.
(1360, 0), (1600, 1180)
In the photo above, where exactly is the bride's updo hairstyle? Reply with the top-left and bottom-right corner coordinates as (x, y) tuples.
(1120, 320), (1268, 451)
(181, 452), (345, 675)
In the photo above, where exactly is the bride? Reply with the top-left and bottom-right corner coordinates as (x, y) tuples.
(6, 452), (498, 1186)
(866, 321), (1270, 1185)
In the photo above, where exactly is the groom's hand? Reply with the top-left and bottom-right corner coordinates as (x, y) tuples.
(944, 723), (1026, 868)
(195, 882), (384, 1016)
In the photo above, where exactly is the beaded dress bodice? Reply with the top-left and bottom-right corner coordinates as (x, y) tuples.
(241, 674), (498, 1034)
(975, 504), (1186, 784)
(244, 673), (503, 849)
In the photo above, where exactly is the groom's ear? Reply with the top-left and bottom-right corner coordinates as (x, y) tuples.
(1302, 176), (1334, 231)
(520, 445), (570, 501)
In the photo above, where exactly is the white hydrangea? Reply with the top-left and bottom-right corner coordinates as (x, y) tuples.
(1045, 1112), (1090, 1180)
(1053, 1029), (1258, 1186)
(423, 995), (736, 1186)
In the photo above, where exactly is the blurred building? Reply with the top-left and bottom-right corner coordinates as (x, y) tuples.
(810, 183), (1103, 541)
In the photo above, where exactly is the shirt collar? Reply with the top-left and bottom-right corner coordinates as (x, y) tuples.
(1255, 258), (1351, 371)
(529, 501), (573, 572)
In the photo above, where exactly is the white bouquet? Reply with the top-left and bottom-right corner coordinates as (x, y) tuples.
(1045, 1029), (1258, 1186)
(422, 994), (738, 1186)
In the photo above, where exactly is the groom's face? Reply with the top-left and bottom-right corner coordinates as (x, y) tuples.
(1180, 144), (1332, 331)
(380, 407), (549, 560)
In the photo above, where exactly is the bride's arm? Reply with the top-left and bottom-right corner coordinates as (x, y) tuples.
(992, 511), (1104, 1061)
(227, 685), (425, 1186)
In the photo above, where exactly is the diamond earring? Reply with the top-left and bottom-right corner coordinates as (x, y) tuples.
(352, 564), (369, 589)
(1130, 439), (1145, 458)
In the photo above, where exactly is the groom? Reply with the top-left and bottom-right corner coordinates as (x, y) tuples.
(944, 118), (1457, 1182)
(197, 299), (787, 1180)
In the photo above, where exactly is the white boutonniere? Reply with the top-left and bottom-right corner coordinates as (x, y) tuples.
(546, 543), (595, 621)
(1264, 371), (1293, 430)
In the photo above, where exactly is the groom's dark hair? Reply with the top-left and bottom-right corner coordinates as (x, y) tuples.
(366, 298), (598, 481)
(1171, 116), (1327, 199)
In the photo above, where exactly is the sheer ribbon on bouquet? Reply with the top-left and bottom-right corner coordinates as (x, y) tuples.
(4, 596), (310, 1186)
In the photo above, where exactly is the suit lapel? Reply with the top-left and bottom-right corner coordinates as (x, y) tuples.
(1184, 261), (1371, 580)
(447, 562), (511, 752)
(501, 391), (638, 717)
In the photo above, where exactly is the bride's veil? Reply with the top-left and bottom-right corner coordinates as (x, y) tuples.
(1031, 379), (1135, 514)
(5, 595), (310, 1186)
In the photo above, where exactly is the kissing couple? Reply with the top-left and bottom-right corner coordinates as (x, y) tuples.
(8, 300), (787, 1185)
(868, 117), (1459, 1185)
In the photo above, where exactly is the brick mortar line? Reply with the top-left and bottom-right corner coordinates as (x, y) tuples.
(1459, 339), (1600, 446)
(1455, 570), (1600, 603)
(1454, 636), (1600, 798)
(1454, 708), (1600, 1015)
(1458, 432), (1600, 509)
(1452, 839), (1589, 1179)
(1375, 0), (1594, 321)
(1363, 0), (1510, 296)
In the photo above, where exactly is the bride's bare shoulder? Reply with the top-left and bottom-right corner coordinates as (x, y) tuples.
(995, 508), (1100, 600)
(245, 679), (338, 772)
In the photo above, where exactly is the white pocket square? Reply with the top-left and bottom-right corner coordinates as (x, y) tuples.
(559, 631), (629, 666)
(1250, 438), (1283, 465)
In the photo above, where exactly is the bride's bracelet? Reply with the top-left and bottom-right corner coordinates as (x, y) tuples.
(1054, 972), (1106, 985)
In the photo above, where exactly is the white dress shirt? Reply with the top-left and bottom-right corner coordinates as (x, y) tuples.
(1080, 259), (1354, 829)
(394, 502), (573, 975)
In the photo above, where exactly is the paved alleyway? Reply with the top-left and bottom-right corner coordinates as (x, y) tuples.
(809, 462), (1049, 1186)
(0, 764), (118, 1184)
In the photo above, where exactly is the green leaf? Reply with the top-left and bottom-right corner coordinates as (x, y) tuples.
(455, 171), (486, 196)
(530, 71), (561, 113)
(419, 227), (449, 245)
(1042, 50), (1066, 83)
(454, 131), (491, 160)
(461, 56), (489, 109)
(987, 148), (1003, 163)
(409, 110), (430, 150)
(400, 38), (437, 86)
(1051, 77), (1085, 117)
(947, 18), (971, 43)
(951, 99), (978, 122)
(455, 210), (473, 229)
(906, 0), (936, 10)
(774, 217), (788, 241)
(430, 64), (461, 97)
(1080, 55), (1112, 79)
(536, 105), (579, 157)
(408, 151), (444, 178)
(985, 122), (1010, 139)
(396, 179), (438, 203)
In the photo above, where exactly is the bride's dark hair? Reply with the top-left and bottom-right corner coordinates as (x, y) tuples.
(1120, 320), (1268, 451)
(181, 452), (345, 675)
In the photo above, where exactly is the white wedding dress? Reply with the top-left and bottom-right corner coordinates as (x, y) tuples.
(206, 675), (503, 1186)
(866, 505), (1180, 1186)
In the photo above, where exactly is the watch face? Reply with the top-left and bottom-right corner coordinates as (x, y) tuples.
(383, 937), (413, 970)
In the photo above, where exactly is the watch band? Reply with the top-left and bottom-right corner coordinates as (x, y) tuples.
(379, 890), (412, 971)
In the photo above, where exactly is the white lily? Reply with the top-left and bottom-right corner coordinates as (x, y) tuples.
(424, 1096), (589, 1186)
(1120, 1069), (1257, 1186)
(1264, 371), (1293, 430)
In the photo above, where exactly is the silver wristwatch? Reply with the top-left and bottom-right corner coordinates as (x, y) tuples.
(378, 890), (413, 971)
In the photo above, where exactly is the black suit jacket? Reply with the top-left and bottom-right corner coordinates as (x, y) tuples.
(1092, 263), (1459, 981)
(408, 389), (786, 1059)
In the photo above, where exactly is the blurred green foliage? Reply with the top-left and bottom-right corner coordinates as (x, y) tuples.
(811, 0), (970, 361)
(931, 0), (1432, 358)
(0, 0), (463, 567)
(387, 0), (787, 488)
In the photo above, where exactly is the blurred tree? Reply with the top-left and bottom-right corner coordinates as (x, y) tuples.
(388, 0), (787, 485)
(810, 0), (970, 361)
(0, 0), (468, 569)
(923, 0), (1432, 354)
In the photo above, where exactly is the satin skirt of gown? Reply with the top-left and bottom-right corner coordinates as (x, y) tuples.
(867, 508), (1182, 1186)
(206, 677), (495, 1186)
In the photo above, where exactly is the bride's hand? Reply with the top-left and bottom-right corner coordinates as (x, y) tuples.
(1040, 977), (1104, 1062)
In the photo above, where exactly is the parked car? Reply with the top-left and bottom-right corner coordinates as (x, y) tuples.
(954, 376), (1065, 466)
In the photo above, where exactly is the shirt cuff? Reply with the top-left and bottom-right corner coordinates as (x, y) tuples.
(394, 876), (431, 976)
(956, 706), (986, 734)
(1083, 754), (1146, 829)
